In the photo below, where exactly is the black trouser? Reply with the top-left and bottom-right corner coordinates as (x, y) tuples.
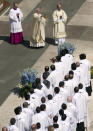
(86, 81), (92, 96)
(76, 122), (85, 131)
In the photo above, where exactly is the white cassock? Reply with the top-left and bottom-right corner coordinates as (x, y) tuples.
(73, 69), (80, 85)
(54, 62), (65, 81)
(58, 119), (70, 131)
(9, 8), (23, 33)
(46, 99), (58, 118)
(8, 125), (19, 131)
(65, 54), (74, 71)
(47, 70), (61, 88)
(32, 113), (41, 124)
(41, 82), (53, 96)
(53, 94), (65, 114)
(53, 9), (67, 44)
(61, 56), (69, 76)
(15, 113), (27, 131)
(32, 111), (49, 130)
(67, 102), (78, 131)
(79, 89), (89, 128)
(22, 108), (34, 130)
(76, 64), (86, 90)
(80, 59), (91, 87)
(30, 93), (41, 108)
(34, 89), (45, 99)
(30, 13), (46, 47)
(60, 88), (69, 102)
(72, 92), (85, 124)
(65, 79), (77, 97)
(24, 100), (36, 113)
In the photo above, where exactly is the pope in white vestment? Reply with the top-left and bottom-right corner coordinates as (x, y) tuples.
(30, 8), (47, 47)
(53, 3), (67, 45)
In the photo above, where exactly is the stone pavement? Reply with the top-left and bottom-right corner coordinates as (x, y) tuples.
(0, 0), (93, 130)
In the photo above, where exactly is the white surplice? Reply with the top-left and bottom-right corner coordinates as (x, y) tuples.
(9, 8), (23, 33)
(8, 125), (19, 131)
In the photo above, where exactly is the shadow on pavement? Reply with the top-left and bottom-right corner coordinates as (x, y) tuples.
(0, 36), (10, 43)
(45, 37), (57, 46)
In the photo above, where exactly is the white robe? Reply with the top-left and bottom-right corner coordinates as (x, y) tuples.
(46, 99), (57, 118)
(73, 69), (80, 85)
(30, 93), (41, 108)
(41, 83), (53, 96)
(61, 56), (69, 76)
(8, 125), (19, 131)
(22, 108), (34, 130)
(53, 9), (67, 39)
(54, 62), (65, 81)
(65, 79), (77, 97)
(76, 65), (86, 90)
(47, 70), (61, 87)
(79, 89), (89, 127)
(34, 89), (45, 99)
(72, 93), (85, 123)
(65, 54), (74, 71)
(60, 88), (69, 102)
(24, 100), (36, 112)
(31, 13), (46, 47)
(15, 113), (27, 131)
(80, 59), (91, 87)
(9, 8), (23, 33)
(67, 102), (78, 130)
(53, 94), (65, 114)
(32, 111), (49, 130)
(58, 119), (70, 131)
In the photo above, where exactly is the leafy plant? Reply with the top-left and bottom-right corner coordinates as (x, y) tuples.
(18, 68), (37, 98)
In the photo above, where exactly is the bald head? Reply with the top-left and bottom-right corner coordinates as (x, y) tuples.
(57, 3), (62, 10)
(31, 124), (36, 131)
(67, 96), (72, 102)
(2, 127), (8, 131)
(48, 125), (54, 131)
(76, 62), (80, 67)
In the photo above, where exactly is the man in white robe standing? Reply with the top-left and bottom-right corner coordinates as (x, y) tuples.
(72, 87), (85, 131)
(78, 83), (89, 130)
(30, 8), (47, 47)
(67, 96), (78, 131)
(9, 2), (23, 44)
(53, 3), (67, 45)
(22, 102), (34, 131)
(79, 54), (92, 96)
(14, 106), (27, 131)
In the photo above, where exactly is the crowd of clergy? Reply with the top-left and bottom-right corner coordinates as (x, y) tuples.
(2, 49), (92, 131)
